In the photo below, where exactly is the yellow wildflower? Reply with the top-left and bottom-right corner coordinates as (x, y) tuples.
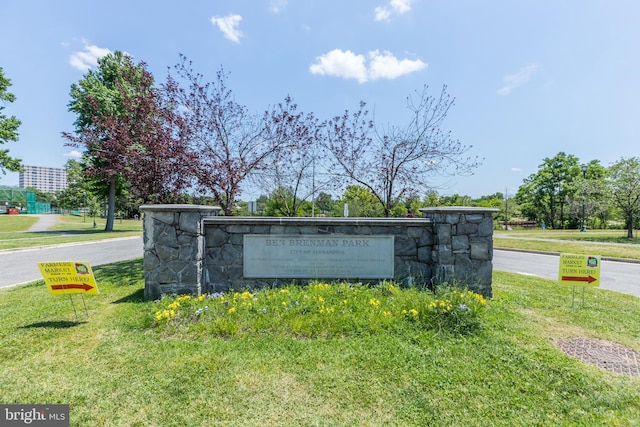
(474, 294), (487, 304)
(409, 309), (419, 317)
(228, 307), (236, 314)
(319, 306), (334, 315)
(312, 283), (330, 291)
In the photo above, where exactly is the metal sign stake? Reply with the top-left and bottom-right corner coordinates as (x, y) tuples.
(81, 294), (89, 317)
(68, 294), (79, 319)
(571, 286), (585, 309)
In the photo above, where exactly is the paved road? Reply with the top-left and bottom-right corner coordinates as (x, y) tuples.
(494, 249), (640, 297)
(0, 236), (143, 289)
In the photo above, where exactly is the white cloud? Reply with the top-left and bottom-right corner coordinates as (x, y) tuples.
(309, 49), (368, 83)
(310, 49), (426, 83)
(64, 150), (83, 158)
(210, 14), (243, 43)
(69, 43), (111, 72)
(270, 0), (288, 13)
(368, 50), (426, 80)
(391, 0), (413, 14)
(375, 0), (414, 21)
(498, 63), (539, 96)
(374, 7), (392, 21)
(511, 167), (522, 172)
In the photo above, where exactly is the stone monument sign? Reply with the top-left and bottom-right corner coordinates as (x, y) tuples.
(140, 205), (498, 299)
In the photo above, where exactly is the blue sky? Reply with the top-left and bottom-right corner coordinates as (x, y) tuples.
(1, 0), (638, 199)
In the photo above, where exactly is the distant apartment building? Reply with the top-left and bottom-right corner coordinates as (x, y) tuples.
(19, 165), (68, 193)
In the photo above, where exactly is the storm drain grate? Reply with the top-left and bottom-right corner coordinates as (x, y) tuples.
(556, 337), (640, 376)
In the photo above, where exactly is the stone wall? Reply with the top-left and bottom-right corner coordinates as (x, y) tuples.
(141, 205), (498, 299)
(420, 207), (497, 293)
(141, 205), (221, 299)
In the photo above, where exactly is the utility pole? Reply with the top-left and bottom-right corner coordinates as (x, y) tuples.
(504, 188), (509, 224)
(311, 156), (315, 218)
(580, 164), (587, 232)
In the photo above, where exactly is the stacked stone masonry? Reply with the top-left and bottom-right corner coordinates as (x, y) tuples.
(141, 205), (498, 300)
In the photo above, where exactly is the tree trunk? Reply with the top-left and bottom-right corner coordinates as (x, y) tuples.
(627, 213), (634, 239)
(105, 178), (116, 231)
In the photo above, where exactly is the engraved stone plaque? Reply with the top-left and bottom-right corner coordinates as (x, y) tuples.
(243, 235), (395, 279)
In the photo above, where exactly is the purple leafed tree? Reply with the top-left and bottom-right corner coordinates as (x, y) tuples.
(163, 56), (319, 215)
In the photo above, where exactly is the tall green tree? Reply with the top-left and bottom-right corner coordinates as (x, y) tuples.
(422, 191), (442, 207)
(65, 52), (141, 231)
(567, 160), (609, 229)
(516, 152), (581, 229)
(55, 159), (99, 212)
(607, 157), (640, 238)
(314, 192), (335, 215)
(333, 185), (384, 217)
(440, 194), (472, 207)
(263, 186), (309, 217)
(0, 67), (22, 175)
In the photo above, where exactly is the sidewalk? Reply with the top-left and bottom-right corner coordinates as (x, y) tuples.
(27, 214), (59, 232)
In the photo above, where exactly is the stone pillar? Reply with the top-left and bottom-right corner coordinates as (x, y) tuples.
(420, 207), (498, 297)
(140, 204), (221, 299)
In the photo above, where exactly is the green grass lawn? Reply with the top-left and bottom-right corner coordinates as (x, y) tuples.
(495, 229), (640, 260)
(496, 228), (639, 242)
(1, 259), (638, 426)
(0, 214), (142, 250)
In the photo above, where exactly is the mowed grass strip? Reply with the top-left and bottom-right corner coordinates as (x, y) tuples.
(0, 214), (142, 250)
(495, 229), (640, 260)
(0, 215), (40, 231)
(0, 259), (638, 426)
